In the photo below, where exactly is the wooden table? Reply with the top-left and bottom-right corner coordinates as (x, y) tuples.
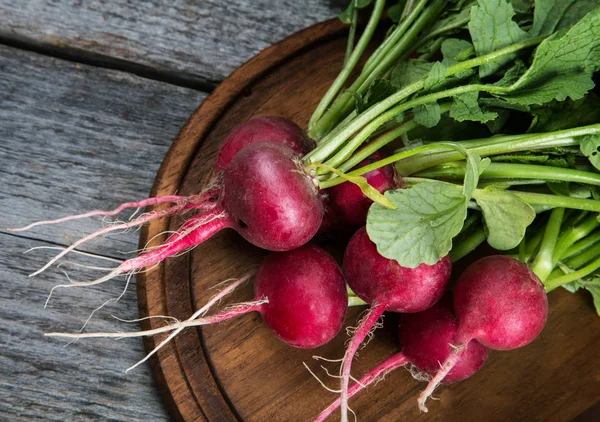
(0, 1), (342, 420)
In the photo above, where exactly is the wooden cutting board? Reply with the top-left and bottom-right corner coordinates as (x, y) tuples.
(136, 19), (600, 422)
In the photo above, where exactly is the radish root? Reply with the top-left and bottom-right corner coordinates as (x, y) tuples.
(417, 346), (464, 412)
(44, 273), (257, 372)
(339, 303), (386, 422)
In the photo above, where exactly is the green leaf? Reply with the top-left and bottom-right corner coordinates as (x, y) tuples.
(424, 62), (448, 91)
(503, 8), (600, 105)
(580, 134), (600, 171)
(479, 97), (530, 112)
(450, 91), (499, 123)
(528, 94), (600, 133)
(494, 60), (527, 87)
(391, 59), (433, 88)
(469, 0), (530, 77)
(366, 182), (468, 267)
(511, 0), (533, 15)
(356, 77), (396, 114)
(530, 0), (598, 36)
(584, 282), (600, 316)
(387, 4), (404, 22)
(563, 276), (600, 316)
(442, 38), (475, 64)
(473, 188), (536, 250)
(547, 182), (592, 198)
(414, 102), (441, 128)
(338, 0), (373, 23)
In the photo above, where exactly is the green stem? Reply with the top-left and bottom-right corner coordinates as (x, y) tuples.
(564, 242), (600, 270)
(553, 214), (600, 265)
(317, 123), (593, 188)
(396, 124), (600, 175)
(343, 5), (359, 66)
(309, 0), (438, 140)
(323, 83), (512, 171)
(305, 35), (545, 164)
(562, 231), (600, 260)
(545, 254), (600, 291)
(531, 208), (565, 281)
(337, 102), (451, 173)
(414, 162), (600, 186)
(412, 14), (471, 54)
(308, 0), (386, 132)
(349, 296), (368, 306)
(511, 192), (600, 213)
(525, 226), (545, 259)
(451, 227), (487, 262)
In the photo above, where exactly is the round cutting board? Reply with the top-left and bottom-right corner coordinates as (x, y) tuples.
(136, 19), (600, 422)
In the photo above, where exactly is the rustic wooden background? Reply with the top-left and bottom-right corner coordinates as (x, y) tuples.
(0, 1), (344, 420)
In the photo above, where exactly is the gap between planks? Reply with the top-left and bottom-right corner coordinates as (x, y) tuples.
(0, 31), (219, 92)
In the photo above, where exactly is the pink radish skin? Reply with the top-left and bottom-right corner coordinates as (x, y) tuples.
(418, 255), (548, 412)
(400, 296), (488, 384)
(337, 226), (452, 422)
(255, 243), (348, 347)
(314, 298), (487, 421)
(326, 151), (396, 229)
(223, 142), (323, 251)
(216, 116), (315, 170)
(344, 227), (452, 313)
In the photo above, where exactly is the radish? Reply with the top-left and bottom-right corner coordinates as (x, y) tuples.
(338, 226), (452, 422)
(417, 255), (548, 412)
(11, 117), (324, 298)
(314, 297), (488, 421)
(320, 151), (396, 233)
(46, 244), (348, 366)
(216, 115), (315, 169)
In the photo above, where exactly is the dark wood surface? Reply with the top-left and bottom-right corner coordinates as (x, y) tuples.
(1, 1), (599, 422)
(137, 17), (600, 422)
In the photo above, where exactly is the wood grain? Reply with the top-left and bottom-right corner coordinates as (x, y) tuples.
(0, 0), (345, 86)
(138, 18), (600, 422)
(0, 233), (169, 421)
(0, 45), (205, 258)
(0, 44), (203, 421)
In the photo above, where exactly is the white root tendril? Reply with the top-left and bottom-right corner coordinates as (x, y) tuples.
(44, 273), (254, 373)
(7, 194), (189, 232)
(112, 315), (180, 324)
(44, 268), (122, 308)
(407, 364), (431, 383)
(78, 273), (133, 332)
(303, 362), (342, 393)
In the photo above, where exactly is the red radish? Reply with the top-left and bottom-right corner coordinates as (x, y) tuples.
(314, 297), (488, 421)
(323, 151), (396, 230)
(46, 244), (348, 359)
(12, 117), (326, 300)
(39, 142), (324, 299)
(216, 115), (315, 169)
(11, 116), (311, 237)
(338, 226), (452, 422)
(417, 255), (548, 412)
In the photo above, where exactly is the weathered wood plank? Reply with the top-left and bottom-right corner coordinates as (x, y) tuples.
(0, 233), (170, 421)
(0, 45), (206, 260)
(0, 0), (344, 86)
